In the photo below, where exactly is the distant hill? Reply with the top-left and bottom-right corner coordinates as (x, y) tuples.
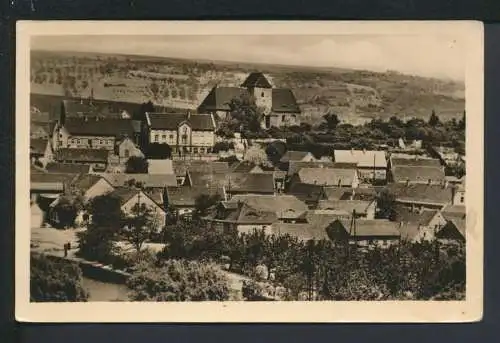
(30, 50), (465, 125)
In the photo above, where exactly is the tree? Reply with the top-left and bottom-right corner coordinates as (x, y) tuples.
(193, 193), (222, 220)
(121, 203), (160, 252)
(30, 253), (88, 302)
(428, 110), (441, 127)
(145, 143), (172, 159)
(77, 194), (124, 262)
(458, 111), (466, 130)
(244, 146), (272, 168)
(127, 259), (231, 301)
(125, 156), (149, 174)
(229, 93), (264, 133)
(51, 196), (82, 229)
(322, 112), (340, 130)
(376, 189), (397, 220)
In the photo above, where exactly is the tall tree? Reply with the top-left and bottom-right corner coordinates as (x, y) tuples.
(376, 189), (397, 220)
(121, 203), (160, 252)
(193, 193), (222, 220)
(30, 253), (88, 302)
(428, 109), (441, 127)
(77, 194), (124, 262)
(322, 112), (340, 130)
(125, 156), (149, 174)
(244, 146), (273, 168)
(229, 93), (264, 133)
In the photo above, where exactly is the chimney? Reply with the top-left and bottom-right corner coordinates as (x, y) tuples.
(405, 179), (410, 187)
(427, 179), (432, 185)
(187, 110), (191, 119)
(399, 221), (404, 229)
(443, 179), (449, 189)
(350, 189), (355, 201)
(411, 203), (415, 213)
(338, 178), (342, 187)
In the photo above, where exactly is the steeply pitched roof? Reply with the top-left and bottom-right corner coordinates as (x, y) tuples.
(270, 223), (328, 241)
(63, 118), (136, 138)
(317, 200), (374, 215)
(280, 151), (314, 164)
(335, 219), (401, 237)
(241, 72), (273, 89)
(45, 162), (91, 174)
(227, 194), (308, 219)
(30, 138), (48, 155)
(287, 161), (333, 176)
(228, 172), (275, 193)
(393, 205), (441, 240)
(147, 159), (174, 175)
(108, 187), (141, 206)
(71, 174), (108, 193)
(198, 86), (249, 112)
(391, 166), (446, 184)
(97, 173), (178, 188)
(391, 157), (442, 168)
(166, 186), (212, 207)
(388, 183), (453, 206)
(173, 160), (229, 176)
(334, 150), (387, 168)
(288, 183), (326, 204)
(440, 204), (466, 236)
(297, 168), (357, 187)
(231, 161), (261, 174)
(271, 88), (301, 113)
(55, 148), (109, 163)
(146, 112), (215, 131)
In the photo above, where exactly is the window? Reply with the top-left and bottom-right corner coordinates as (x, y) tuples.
(169, 134), (174, 140)
(282, 115), (286, 121)
(162, 134), (166, 140)
(154, 135), (159, 142)
(199, 147), (205, 153)
(261, 92), (265, 97)
(77, 139), (81, 144)
(100, 139), (103, 144)
(124, 149), (129, 158)
(193, 148), (198, 154)
(460, 196), (465, 203)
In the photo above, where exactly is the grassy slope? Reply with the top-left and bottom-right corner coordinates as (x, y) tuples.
(30, 50), (465, 124)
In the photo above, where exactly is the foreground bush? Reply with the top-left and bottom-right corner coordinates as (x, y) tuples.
(127, 259), (230, 301)
(30, 253), (88, 302)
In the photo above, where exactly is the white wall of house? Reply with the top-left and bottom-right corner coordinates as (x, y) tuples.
(121, 192), (166, 232)
(31, 203), (44, 229)
(150, 129), (178, 145)
(365, 202), (376, 220)
(453, 189), (466, 205)
(59, 127), (115, 150)
(358, 168), (387, 181)
(253, 87), (273, 115)
(191, 130), (215, 147)
(118, 138), (143, 162)
(355, 238), (399, 248)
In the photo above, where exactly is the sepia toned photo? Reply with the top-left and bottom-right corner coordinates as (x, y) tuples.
(16, 21), (483, 322)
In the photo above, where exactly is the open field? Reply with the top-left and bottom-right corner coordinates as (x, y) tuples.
(31, 50), (465, 124)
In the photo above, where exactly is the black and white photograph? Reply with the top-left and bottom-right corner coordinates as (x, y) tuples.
(16, 21), (483, 322)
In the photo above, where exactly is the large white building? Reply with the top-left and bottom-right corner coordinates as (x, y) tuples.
(145, 111), (216, 155)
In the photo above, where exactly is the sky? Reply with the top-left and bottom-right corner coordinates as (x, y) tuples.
(32, 35), (465, 81)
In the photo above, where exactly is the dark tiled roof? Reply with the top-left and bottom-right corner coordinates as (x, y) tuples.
(71, 174), (107, 193)
(393, 205), (441, 240)
(270, 223), (327, 242)
(231, 161), (260, 173)
(45, 162), (91, 174)
(227, 194), (308, 219)
(173, 160), (229, 176)
(271, 88), (301, 113)
(391, 157), (442, 168)
(288, 183), (326, 204)
(62, 100), (100, 116)
(55, 148), (109, 163)
(97, 173), (178, 188)
(280, 151), (314, 164)
(109, 187), (140, 206)
(297, 168), (357, 187)
(221, 203), (277, 224)
(63, 118), (135, 138)
(336, 219), (401, 237)
(317, 200), (374, 215)
(388, 183), (453, 206)
(30, 138), (48, 155)
(391, 166), (445, 183)
(197, 86), (248, 112)
(166, 186), (210, 207)
(287, 161), (334, 176)
(147, 113), (215, 131)
(241, 72), (273, 89)
(30, 122), (52, 138)
(228, 172), (275, 193)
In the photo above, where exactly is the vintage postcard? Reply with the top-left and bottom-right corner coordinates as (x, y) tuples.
(16, 21), (483, 322)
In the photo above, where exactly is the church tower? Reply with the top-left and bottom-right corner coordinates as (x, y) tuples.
(241, 72), (273, 115)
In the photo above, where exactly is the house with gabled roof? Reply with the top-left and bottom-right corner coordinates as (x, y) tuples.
(30, 138), (53, 165)
(390, 165), (446, 184)
(145, 111), (216, 156)
(393, 205), (447, 242)
(226, 194), (308, 223)
(326, 219), (401, 248)
(197, 72), (301, 129)
(387, 182), (455, 210)
(70, 174), (115, 201)
(164, 186), (218, 218)
(45, 162), (91, 174)
(290, 167), (359, 188)
(108, 187), (166, 232)
(96, 173), (178, 190)
(55, 148), (109, 171)
(317, 199), (377, 220)
(226, 172), (275, 198)
(287, 182), (328, 208)
(54, 117), (139, 152)
(334, 149), (387, 182)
